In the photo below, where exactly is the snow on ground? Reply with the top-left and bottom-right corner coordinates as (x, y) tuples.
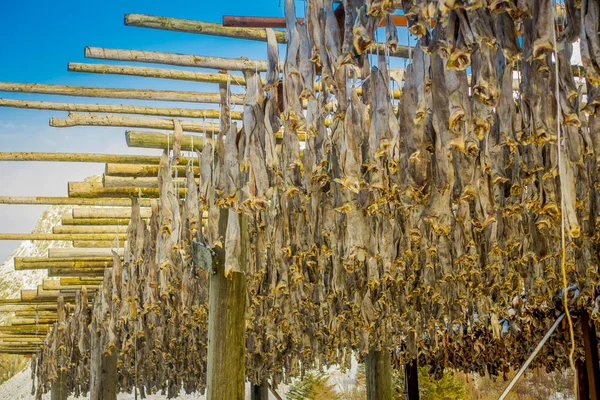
(0, 366), (285, 399)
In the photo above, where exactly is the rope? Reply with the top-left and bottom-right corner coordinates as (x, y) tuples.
(551, 4), (577, 395)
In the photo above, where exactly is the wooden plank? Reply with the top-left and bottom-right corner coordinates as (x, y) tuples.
(0, 151), (164, 164)
(53, 225), (128, 234)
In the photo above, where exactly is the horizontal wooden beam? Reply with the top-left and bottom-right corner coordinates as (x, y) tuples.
(73, 241), (119, 248)
(48, 268), (105, 277)
(124, 14), (287, 43)
(124, 14), (410, 58)
(62, 218), (131, 226)
(0, 196), (140, 206)
(50, 112), (224, 132)
(43, 280), (98, 291)
(0, 151), (165, 164)
(68, 181), (186, 199)
(72, 206), (151, 219)
(48, 248), (124, 259)
(103, 174), (193, 188)
(222, 14), (413, 28)
(126, 130), (205, 151)
(60, 277), (103, 286)
(0, 233), (127, 241)
(15, 258), (115, 270)
(0, 82), (222, 103)
(0, 98), (230, 119)
(53, 225), (128, 234)
(85, 46), (271, 72)
(105, 163), (198, 177)
(69, 62), (249, 86)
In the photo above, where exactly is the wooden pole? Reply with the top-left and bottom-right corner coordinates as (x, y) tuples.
(68, 181), (186, 199)
(51, 367), (68, 400)
(0, 82), (222, 103)
(85, 47), (271, 72)
(48, 248), (124, 258)
(105, 163), (199, 178)
(49, 268), (105, 277)
(0, 233), (127, 241)
(62, 218), (132, 226)
(365, 350), (392, 400)
(0, 151), (163, 164)
(15, 257), (115, 270)
(404, 359), (420, 400)
(250, 380), (269, 400)
(73, 241), (118, 248)
(123, 14), (411, 58)
(206, 209), (247, 400)
(581, 310), (600, 399)
(69, 62), (249, 85)
(126, 130), (206, 151)
(125, 14), (288, 43)
(90, 316), (118, 400)
(0, 98), (229, 119)
(72, 207), (151, 219)
(54, 225), (128, 234)
(0, 196), (142, 207)
(50, 113), (225, 131)
(103, 175), (196, 189)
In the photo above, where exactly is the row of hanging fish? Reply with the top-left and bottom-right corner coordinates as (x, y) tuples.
(33, 0), (600, 395)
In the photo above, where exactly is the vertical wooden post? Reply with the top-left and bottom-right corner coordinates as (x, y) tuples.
(405, 359), (420, 400)
(581, 310), (600, 399)
(51, 370), (67, 400)
(366, 350), (393, 400)
(577, 359), (589, 400)
(90, 319), (118, 400)
(206, 209), (247, 400)
(250, 379), (269, 400)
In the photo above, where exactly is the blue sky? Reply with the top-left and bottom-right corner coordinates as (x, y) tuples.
(0, 1), (415, 261)
(0, 1), (298, 261)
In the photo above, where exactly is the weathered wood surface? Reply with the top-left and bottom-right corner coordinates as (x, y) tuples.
(69, 62), (249, 85)
(0, 82), (220, 103)
(85, 46), (270, 72)
(366, 350), (393, 400)
(125, 14), (287, 43)
(103, 175), (197, 189)
(50, 113), (224, 132)
(206, 209), (247, 400)
(0, 196), (142, 206)
(62, 218), (132, 226)
(48, 268), (106, 277)
(72, 207), (151, 219)
(73, 241), (119, 248)
(54, 225), (128, 234)
(48, 248), (124, 259)
(0, 233), (127, 241)
(0, 98), (226, 119)
(0, 151), (162, 164)
(68, 181), (186, 199)
(126, 130), (207, 151)
(105, 163), (199, 178)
